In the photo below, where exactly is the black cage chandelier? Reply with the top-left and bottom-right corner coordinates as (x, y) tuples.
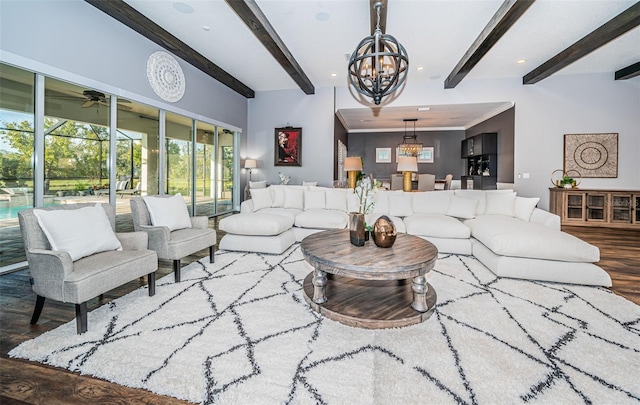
(348, 1), (409, 105)
(398, 118), (422, 156)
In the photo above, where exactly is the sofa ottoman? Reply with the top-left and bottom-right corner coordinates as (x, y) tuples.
(219, 213), (295, 254)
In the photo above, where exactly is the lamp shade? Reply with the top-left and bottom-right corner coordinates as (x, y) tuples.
(344, 157), (363, 172)
(397, 156), (418, 172)
(244, 159), (257, 169)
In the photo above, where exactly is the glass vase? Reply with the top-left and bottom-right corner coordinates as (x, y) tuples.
(349, 212), (365, 247)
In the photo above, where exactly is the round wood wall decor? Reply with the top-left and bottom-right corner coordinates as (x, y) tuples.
(146, 51), (185, 102)
(564, 133), (618, 178)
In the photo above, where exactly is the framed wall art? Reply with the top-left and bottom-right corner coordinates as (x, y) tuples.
(564, 133), (618, 178)
(417, 147), (434, 163)
(376, 147), (392, 163)
(275, 127), (301, 166)
(395, 147), (434, 163)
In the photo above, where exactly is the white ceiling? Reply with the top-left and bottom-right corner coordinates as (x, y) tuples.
(123, 0), (639, 131)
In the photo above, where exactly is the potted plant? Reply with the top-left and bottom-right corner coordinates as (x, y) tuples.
(561, 175), (575, 189)
(74, 181), (89, 196)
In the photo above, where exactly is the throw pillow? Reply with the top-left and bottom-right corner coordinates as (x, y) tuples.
(250, 188), (273, 211)
(284, 187), (304, 210)
(249, 180), (267, 189)
(143, 193), (193, 231)
(446, 195), (479, 219)
(484, 191), (516, 216)
(325, 189), (347, 211)
(388, 194), (413, 217)
(304, 189), (325, 210)
(33, 204), (122, 261)
(514, 196), (540, 221)
(270, 186), (285, 208)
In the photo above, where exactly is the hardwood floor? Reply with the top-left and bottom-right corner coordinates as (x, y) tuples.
(1, 224), (638, 404)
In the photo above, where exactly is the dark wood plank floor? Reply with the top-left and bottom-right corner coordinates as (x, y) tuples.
(1, 224), (638, 404)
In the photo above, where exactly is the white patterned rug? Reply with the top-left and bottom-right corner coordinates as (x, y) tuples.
(10, 245), (640, 404)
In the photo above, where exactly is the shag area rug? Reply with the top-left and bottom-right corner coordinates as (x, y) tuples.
(10, 245), (640, 404)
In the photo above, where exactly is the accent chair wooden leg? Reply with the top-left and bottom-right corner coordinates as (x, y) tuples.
(31, 295), (45, 325)
(76, 302), (88, 334)
(209, 246), (215, 263)
(148, 272), (156, 296)
(173, 260), (181, 282)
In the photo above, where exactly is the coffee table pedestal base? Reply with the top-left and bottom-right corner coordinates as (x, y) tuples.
(302, 273), (437, 329)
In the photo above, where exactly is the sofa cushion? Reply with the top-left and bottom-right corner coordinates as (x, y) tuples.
(284, 187), (304, 209)
(219, 213), (293, 236)
(404, 214), (471, 239)
(249, 180), (267, 189)
(325, 189), (347, 211)
(294, 209), (348, 229)
(514, 196), (540, 222)
(412, 191), (453, 214)
(33, 204), (122, 261)
(388, 193), (413, 217)
(372, 190), (402, 214)
(454, 190), (487, 215)
(256, 207), (301, 222)
(446, 195), (478, 219)
(270, 185), (285, 208)
(143, 193), (192, 231)
(250, 188), (273, 211)
(465, 215), (600, 262)
(304, 189), (325, 210)
(485, 191), (516, 216)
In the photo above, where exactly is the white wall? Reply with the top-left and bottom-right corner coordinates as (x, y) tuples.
(0, 0), (247, 131)
(246, 87), (335, 187)
(335, 74), (640, 209)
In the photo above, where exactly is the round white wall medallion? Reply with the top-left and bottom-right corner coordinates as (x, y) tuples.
(146, 51), (185, 102)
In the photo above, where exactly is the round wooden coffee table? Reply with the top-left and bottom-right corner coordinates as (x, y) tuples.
(300, 229), (438, 329)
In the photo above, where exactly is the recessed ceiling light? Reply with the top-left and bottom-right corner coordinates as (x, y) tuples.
(429, 74), (441, 80)
(315, 12), (330, 22)
(173, 2), (194, 14)
(330, 73), (337, 77)
(417, 107), (430, 111)
(416, 66), (424, 71)
(516, 59), (527, 64)
(202, 25), (211, 31)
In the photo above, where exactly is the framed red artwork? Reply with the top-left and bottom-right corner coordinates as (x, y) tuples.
(274, 127), (301, 166)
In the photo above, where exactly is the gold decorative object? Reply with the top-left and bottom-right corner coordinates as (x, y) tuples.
(550, 169), (582, 189)
(372, 215), (397, 248)
(344, 157), (363, 189)
(397, 156), (417, 192)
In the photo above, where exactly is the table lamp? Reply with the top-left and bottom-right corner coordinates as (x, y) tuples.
(344, 157), (363, 189)
(244, 159), (257, 182)
(397, 156), (418, 192)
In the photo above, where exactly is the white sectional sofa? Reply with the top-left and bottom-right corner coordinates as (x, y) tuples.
(218, 185), (612, 287)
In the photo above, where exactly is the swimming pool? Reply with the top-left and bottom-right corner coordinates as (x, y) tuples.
(0, 204), (54, 220)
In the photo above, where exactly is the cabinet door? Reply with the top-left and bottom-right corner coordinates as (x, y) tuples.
(586, 193), (607, 222)
(610, 193), (632, 223)
(564, 192), (585, 221)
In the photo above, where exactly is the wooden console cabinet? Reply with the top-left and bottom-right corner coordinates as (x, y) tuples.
(549, 188), (640, 229)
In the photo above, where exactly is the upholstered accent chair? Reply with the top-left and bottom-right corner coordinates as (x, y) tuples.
(18, 203), (158, 334)
(418, 174), (436, 191)
(443, 174), (454, 190)
(390, 174), (403, 191)
(130, 196), (216, 282)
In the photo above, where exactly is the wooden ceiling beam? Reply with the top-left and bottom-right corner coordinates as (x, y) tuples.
(370, 0), (388, 35)
(524, 2), (640, 85)
(85, 0), (254, 98)
(615, 61), (640, 80)
(225, 0), (315, 95)
(445, 0), (535, 89)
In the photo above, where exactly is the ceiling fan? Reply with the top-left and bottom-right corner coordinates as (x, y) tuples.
(47, 88), (132, 111)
